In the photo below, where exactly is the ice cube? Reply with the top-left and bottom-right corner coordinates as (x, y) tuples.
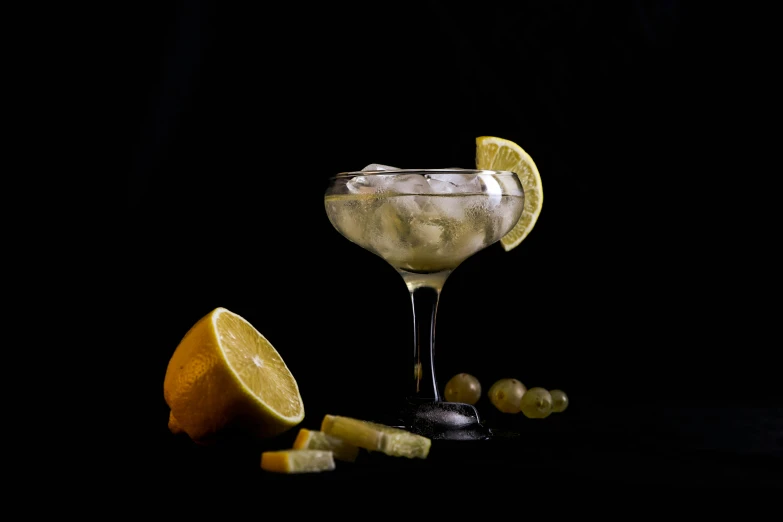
(361, 163), (400, 171)
(478, 174), (503, 208)
(449, 232), (487, 260)
(389, 174), (431, 195)
(370, 201), (404, 256)
(425, 173), (482, 193)
(425, 177), (457, 194)
(422, 195), (466, 221)
(346, 175), (393, 194)
(409, 222), (443, 246)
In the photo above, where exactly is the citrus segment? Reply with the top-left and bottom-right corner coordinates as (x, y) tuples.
(163, 307), (304, 442)
(293, 428), (361, 462)
(321, 414), (431, 459)
(260, 449), (336, 473)
(475, 136), (543, 251)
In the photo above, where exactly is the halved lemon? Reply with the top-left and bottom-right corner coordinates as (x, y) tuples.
(476, 136), (543, 251)
(163, 307), (305, 442)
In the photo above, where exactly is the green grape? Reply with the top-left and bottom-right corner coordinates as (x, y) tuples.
(550, 389), (569, 412)
(444, 373), (482, 405)
(487, 378), (527, 413)
(519, 387), (552, 418)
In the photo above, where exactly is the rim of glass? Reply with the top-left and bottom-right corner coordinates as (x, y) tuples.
(331, 168), (518, 179)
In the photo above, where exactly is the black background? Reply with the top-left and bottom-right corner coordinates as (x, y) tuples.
(126, 1), (780, 489)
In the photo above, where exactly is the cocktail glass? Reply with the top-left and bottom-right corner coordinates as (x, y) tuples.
(324, 168), (525, 440)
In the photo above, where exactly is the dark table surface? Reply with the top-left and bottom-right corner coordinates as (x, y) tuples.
(151, 397), (782, 491)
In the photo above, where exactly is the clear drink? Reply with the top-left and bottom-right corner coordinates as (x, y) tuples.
(325, 193), (524, 273)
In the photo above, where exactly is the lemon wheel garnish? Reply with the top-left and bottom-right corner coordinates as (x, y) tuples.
(476, 136), (543, 251)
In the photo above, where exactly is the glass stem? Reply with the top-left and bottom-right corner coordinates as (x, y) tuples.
(399, 270), (451, 402)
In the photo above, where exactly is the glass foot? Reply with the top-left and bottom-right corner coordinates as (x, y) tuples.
(396, 400), (492, 441)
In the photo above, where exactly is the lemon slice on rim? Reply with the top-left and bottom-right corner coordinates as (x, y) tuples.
(163, 307), (305, 442)
(476, 136), (543, 251)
